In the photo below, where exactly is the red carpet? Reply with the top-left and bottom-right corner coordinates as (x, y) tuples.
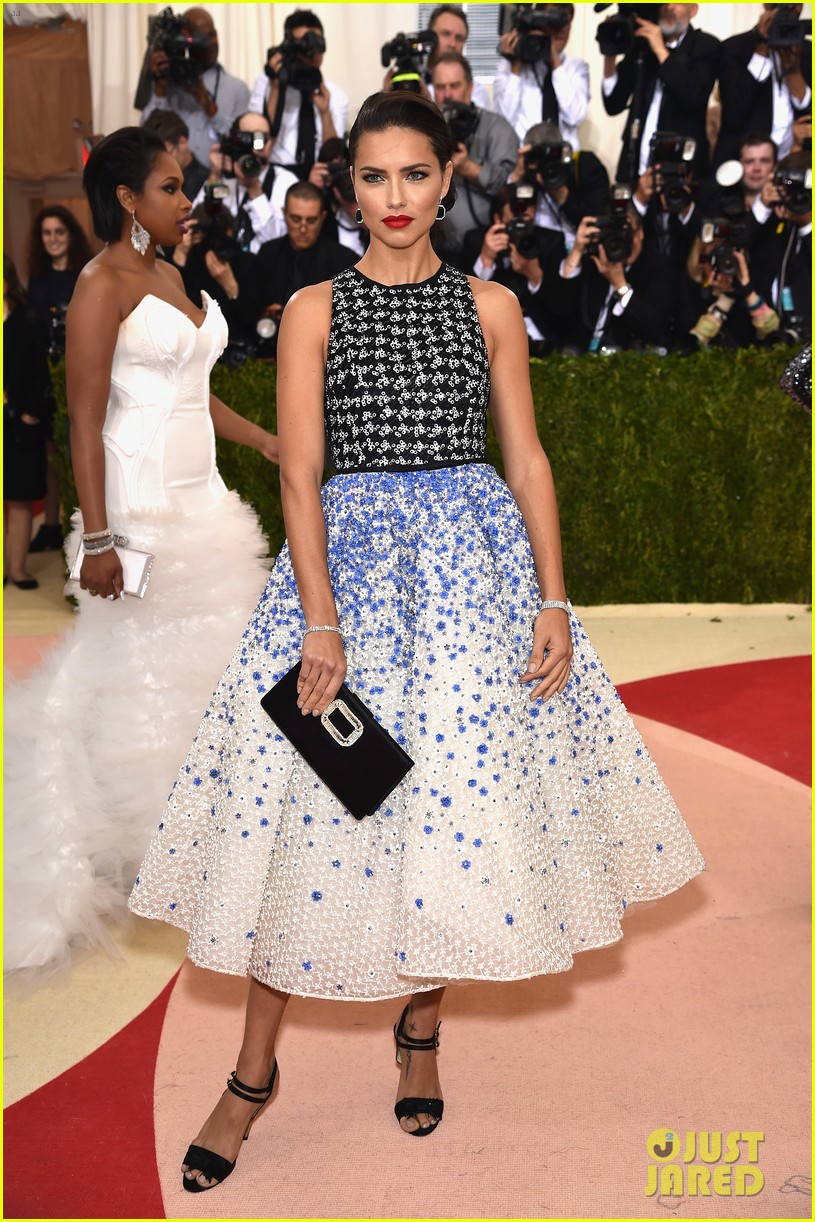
(618, 655), (811, 785)
(3, 974), (177, 1220)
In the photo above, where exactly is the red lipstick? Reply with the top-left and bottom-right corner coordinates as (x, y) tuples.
(383, 215), (413, 228)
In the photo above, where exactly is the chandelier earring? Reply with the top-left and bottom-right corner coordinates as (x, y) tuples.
(130, 209), (151, 256)
(436, 199), (446, 222)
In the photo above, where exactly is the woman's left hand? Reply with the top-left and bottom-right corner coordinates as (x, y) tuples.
(257, 430), (280, 464)
(520, 609), (573, 700)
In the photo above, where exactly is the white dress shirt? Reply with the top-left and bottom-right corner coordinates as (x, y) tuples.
(493, 54), (589, 148)
(745, 50), (812, 158)
(191, 164), (299, 254)
(248, 73), (348, 165)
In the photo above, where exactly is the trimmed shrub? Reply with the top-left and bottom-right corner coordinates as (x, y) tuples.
(51, 347), (810, 604)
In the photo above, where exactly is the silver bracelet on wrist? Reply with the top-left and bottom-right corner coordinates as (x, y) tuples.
(81, 529), (111, 541)
(303, 625), (343, 639)
(83, 536), (116, 555)
(538, 600), (570, 615)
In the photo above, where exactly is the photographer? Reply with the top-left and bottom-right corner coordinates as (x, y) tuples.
(716, 4), (811, 166)
(549, 200), (674, 352)
(744, 149), (812, 340)
(170, 203), (265, 360)
(494, 4), (590, 149)
(192, 111), (299, 253)
(311, 137), (369, 257)
(382, 6), (491, 107)
(601, 4), (720, 184)
(140, 7), (250, 169)
(143, 108), (209, 202)
(461, 183), (569, 351)
(518, 121), (609, 241)
(685, 238), (778, 349)
(430, 53), (519, 259)
(249, 9), (347, 177)
(254, 183), (356, 355)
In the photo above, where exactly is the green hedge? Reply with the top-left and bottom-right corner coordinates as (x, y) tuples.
(51, 348), (810, 604)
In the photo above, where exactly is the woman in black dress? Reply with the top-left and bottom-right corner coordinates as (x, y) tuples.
(129, 92), (705, 1193)
(25, 206), (93, 552)
(3, 256), (51, 588)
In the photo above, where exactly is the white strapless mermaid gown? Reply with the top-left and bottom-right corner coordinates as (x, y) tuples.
(4, 293), (270, 975)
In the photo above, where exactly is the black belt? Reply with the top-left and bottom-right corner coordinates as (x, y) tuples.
(333, 458), (487, 475)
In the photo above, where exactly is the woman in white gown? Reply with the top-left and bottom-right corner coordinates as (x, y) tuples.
(4, 127), (277, 976)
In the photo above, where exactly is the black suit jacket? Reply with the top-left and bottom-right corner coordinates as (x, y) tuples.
(715, 29), (812, 166)
(744, 213), (812, 335)
(256, 234), (357, 311)
(459, 224), (568, 342)
(546, 244), (675, 352)
(603, 25), (721, 182)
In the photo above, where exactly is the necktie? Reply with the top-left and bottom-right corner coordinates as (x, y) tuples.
(540, 65), (559, 125)
(235, 200), (255, 252)
(296, 92), (317, 169)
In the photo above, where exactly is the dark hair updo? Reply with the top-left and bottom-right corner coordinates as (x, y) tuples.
(348, 92), (457, 214)
(82, 126), (167, 243)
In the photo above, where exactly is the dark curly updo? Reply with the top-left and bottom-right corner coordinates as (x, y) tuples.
(348, 92), (457, 214)
(82, 127), (167, 243)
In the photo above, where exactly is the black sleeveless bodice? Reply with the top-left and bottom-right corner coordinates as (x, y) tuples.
(324, 263), (491, 473)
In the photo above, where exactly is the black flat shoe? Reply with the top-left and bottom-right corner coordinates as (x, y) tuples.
(28, 524), (63, 552)
(7, 577), (39, 590)
(182, 1061), (279, 1193)
(393, 1005), (444, 1136)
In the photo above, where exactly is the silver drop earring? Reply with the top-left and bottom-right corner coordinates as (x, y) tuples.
(436, 199), (446, 221)
(130, 210), (151, 256)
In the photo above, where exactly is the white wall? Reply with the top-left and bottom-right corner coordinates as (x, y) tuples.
(8, 3), (812, 173)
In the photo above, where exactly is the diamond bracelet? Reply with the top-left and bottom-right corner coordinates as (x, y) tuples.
(538, 600), (570, 615)
(303, 625), (343, 638)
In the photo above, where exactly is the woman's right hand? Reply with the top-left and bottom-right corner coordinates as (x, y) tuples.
(79, 549), (124, 600)
(297, 631), (346, 715)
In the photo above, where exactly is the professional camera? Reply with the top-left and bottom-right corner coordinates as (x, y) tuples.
(699, 219), (747, 278)
(325, 157), (355, 202)
(148, 7), (211, 88)
(196, 184), (240, 261)
(503, 217), (538, 258)
(586, 185), (634, 261)
(508, 181), (539, 213)
(498, 6), (572, 65)
(217, 130), (267, 179)
(767, 4), (813, 48)
(266, 30), (325, 94)
(593, 3), (662, 57)
(773, 163), (813, 214)
(524, 140), (573, 190)
(440, 100), (480, 147)
(648, 131), (696, 213)
(381, 29), (438, 92)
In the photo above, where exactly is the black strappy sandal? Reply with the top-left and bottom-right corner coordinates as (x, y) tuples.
(182, 1061), (279, 1193)
(393, 1005), (444, 1136)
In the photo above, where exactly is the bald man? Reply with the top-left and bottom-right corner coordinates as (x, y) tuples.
(140, 7), (250, 167)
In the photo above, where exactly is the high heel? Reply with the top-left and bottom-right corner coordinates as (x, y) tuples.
(182, 1060), (279, 1193)
(393, 1005), (444, 1136)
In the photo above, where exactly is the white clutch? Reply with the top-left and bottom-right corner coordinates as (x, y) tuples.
(69, 537), (155, 598)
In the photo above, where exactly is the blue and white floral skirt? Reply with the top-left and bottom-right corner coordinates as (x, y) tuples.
(129, 465), (705, 1000)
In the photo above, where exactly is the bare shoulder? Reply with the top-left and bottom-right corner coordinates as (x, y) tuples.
(279, 280), (333, 346)
(466, 275), (524, 355)
(71, 255), (122, 310)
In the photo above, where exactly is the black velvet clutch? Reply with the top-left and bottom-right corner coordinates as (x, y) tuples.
(260, 662), (414, 820)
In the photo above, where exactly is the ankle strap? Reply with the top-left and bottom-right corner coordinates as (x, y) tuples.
(226, 1067), (276, 1104)
(395, 1021), (441, 1053)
